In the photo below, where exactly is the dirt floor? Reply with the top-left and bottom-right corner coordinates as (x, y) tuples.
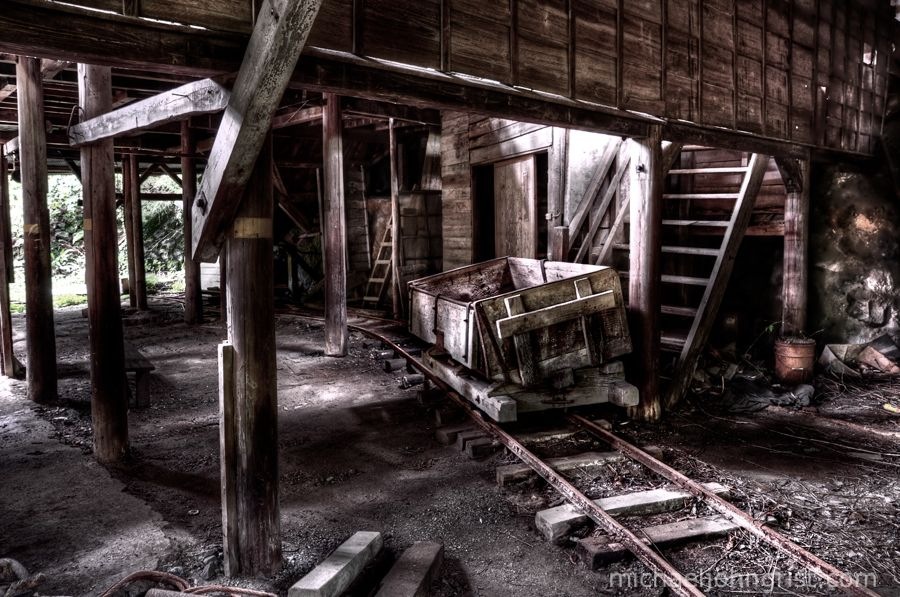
(1, 299), (899, 596)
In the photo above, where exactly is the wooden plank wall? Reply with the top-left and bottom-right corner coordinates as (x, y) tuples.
(441, 111), (474, 270)
(344, 164), (371, 284)
(56, 0), (893, 155)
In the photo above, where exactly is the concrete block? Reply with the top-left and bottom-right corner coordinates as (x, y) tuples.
(434, 423), (474, 445)
(535, 482), (728, 543)
(375, 541), (444, 597)
(289, 531), (383, 597)
(454, 429), (487, 451)
(464, 437), (499, 459)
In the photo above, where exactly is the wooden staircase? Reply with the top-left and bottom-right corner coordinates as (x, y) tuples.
(362, 217), (393, 308)
(588, 144), (770, 408)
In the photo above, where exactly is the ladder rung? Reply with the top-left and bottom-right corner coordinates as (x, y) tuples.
(662, 274), (709, 286)
(661, 305), (699, 317)
(668, 167), (749, 175)
(369, 278), (386, 283)
(374, 260), (391, 265)
(661, 245), (720, 257)
(363, 296), (381, 302)
(662, 219), (729, 227)
(663, 193), (741, 200)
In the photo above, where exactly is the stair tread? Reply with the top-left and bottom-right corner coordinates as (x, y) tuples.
(661, 305), (699, 317)
(662, 219), (730, 227)
(661, 245), (720, 256)
(662, 274), (710, 286)
(661, 330), (689, 351)
(613, 244), (720, 257)
(663, 193), (741, 199)
(668, 167), (749, 175)
(618, 272), (710, 286)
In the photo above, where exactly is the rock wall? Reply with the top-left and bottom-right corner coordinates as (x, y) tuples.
(809, 164), (900, 344)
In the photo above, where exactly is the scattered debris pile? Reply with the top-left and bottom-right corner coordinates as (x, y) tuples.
(691, 333), (900, 416)
(0, 558), (44, 597)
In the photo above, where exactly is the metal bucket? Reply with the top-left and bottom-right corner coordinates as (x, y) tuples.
(774, 338), (816, 385)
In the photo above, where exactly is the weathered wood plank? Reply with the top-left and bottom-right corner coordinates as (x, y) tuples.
(78, 63), (130, 462)
(191, 0), (325, 262)
(68, 79), (229, 147)
(128, 155), (148, 310)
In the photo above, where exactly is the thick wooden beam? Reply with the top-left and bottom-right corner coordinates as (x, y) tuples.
(121, 155), (137, 308)
(626, 126), (663, 422)
(0, 58), (70, 104)
(191, 0), (325, 262)
(0, 146), (17, 377)
(17, 56), (57, 403)
(389, 118), (402, 320)
(182, 121), (202, 324)
(322, 93), (347, 357)
(341, 97), (441, 126)
(778, 158), (810, 336)
(78, 63), (129, 463)
(129, 154), (148, 310)
(271, 105), (322, 130)
(68, 79), (230, 147)
(221, 135), (280, 576)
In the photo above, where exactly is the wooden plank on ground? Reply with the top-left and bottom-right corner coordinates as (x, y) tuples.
(576, 515), (740, 568)
(68, 79), (229, 147)
(289, 531), (383, 597)
(535, 482), (729, 543)
(191, 0), (325, 262)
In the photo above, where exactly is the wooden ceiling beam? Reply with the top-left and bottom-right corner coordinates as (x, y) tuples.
(68, 78), (230, 147)
(191, 0), (325, 262)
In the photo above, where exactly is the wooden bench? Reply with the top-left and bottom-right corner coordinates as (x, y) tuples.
(124, 342), (155, 408)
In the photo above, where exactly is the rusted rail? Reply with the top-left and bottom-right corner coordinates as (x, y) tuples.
(280, 307), (876, 597)
(569, 414), (879, 597)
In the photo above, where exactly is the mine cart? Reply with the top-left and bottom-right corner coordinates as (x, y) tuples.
(409, 257), (638, 422)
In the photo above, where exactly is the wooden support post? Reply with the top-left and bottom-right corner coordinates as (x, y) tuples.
(78, 63), (129, 462)
(322, 93), (347, 356)
(219, 253), (227, 324)
(17, 56), (57, 403)
(182, 121), (202, 324)
(626, 127), (663, 422)
(550, 226), (569, 262)
(548, 127), (569, 258)
(778, 158), (809, 337)
(122, 155), (137, 308)
(221, 135), (280, 576)
(0, 146), (17, 377)
(129, 155), (148, 310)
(389, 118), (403, 320)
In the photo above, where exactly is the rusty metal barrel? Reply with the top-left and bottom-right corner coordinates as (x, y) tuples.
(774, 337), (816, 384)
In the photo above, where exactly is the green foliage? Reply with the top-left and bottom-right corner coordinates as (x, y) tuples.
(53, 294), (87, 308)
(7, 173), (186, 282)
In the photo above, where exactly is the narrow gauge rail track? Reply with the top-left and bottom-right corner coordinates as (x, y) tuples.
(280, 306), (877, 597)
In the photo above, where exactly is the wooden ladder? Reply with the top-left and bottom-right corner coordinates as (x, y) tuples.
(362, 218), (393, 308)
